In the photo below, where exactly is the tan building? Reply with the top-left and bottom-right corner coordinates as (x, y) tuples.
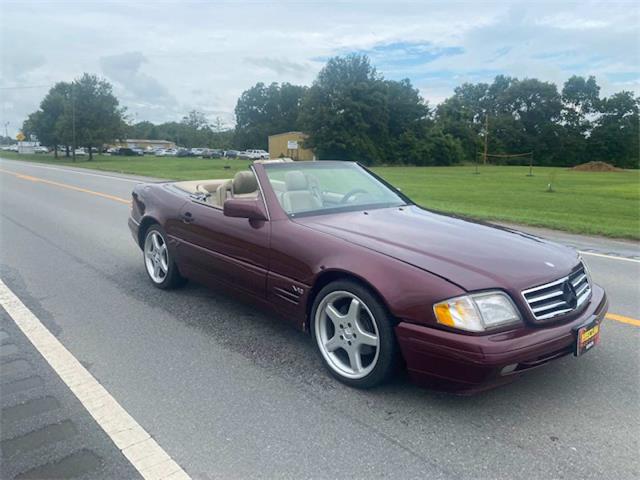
(268, 132), (316, 161)
(115, 139), (176, 150)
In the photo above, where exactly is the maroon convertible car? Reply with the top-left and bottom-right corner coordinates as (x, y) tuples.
(129, 160), (608, 392)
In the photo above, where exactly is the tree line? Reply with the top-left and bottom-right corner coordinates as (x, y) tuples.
(22, 54), (639, 167)
(126, 111), (233, 151)
(22, 76), (233, 160)
(233, 55), (639, 168)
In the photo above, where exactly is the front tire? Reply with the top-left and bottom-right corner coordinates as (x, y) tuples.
(311, 280), (398, 388)
(143, 225), (186, 289)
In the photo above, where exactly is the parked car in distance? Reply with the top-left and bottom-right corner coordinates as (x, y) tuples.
(34, 146), (49, 153)
(191, 148), (205, 156)
(157, 148), (178, 157)
(225, 150), (240, 159)
(245, 149), (269, 159)
(113, 147), (143, 156)
(176, 148), (195, 157)
(128, 160), (608, 393)
(202, 148), (224, 159)
(74, 148), (86, 156)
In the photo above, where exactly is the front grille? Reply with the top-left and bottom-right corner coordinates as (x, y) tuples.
(522, 264), (591, 321)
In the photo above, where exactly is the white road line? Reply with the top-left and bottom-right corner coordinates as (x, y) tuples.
(0, 278), (190, 480)
(0, 158), (143, 183)
(578, 251), (640, 263)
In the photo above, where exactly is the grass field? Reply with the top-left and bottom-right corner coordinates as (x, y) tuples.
(2, 152), (639, 239)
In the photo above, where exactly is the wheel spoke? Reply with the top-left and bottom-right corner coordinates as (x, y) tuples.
(346, 298), (361, 320)
(325, 303), (344, 328)
(324, 335), (341, 352)
(357, 331), (378, 347)
(153, 261), (162, 278)
(151, 234), (161, 251)
(346, 347), (363, 373)
(159, 257), (168, 272)
(159, 247), (169, 271)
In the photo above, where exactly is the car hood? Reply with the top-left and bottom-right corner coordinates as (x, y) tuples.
(294, 206), (579, 292)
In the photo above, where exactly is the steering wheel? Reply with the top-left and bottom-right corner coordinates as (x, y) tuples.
(341, 188), (369, 204)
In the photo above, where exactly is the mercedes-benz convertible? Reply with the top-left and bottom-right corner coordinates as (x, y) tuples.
(128, 160), (607, 392)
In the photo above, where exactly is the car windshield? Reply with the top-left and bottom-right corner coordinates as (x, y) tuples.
(264, 162), (407, 216)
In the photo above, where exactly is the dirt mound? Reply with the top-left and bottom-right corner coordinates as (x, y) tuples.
(572, 161), (623, 172)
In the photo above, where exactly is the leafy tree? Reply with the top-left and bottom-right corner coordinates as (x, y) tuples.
(182, 110), (209, 130)
(300, 55), (388, 163)
(53, 74), (125, 160)
(434, 76), (565, 165)
(588, 91), (639, 168)
(21, 82), (72, 157)
(435, 95), (482, 161)
(234, 82), (307, 149)
(559, 75), (601, 165)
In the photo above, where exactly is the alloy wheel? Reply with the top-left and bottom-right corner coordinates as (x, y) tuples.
(144, 231), (169, 284)
(315, 291), (380, 379)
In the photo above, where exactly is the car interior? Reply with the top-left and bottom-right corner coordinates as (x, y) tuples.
(173, 170), (260, 208)
(173, 169), (325, 214)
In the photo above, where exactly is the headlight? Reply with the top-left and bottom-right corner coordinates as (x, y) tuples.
(433, 291), (522, 332)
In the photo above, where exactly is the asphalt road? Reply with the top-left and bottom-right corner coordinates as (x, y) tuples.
(1, 158), (639, 479)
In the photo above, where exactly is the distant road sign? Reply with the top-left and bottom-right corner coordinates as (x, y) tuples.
(287, 140), (298, 150)
(16, 132), (25, 141)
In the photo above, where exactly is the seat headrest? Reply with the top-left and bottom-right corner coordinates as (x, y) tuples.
(233, 171), (258, 194)
(285, 171), (308, 191)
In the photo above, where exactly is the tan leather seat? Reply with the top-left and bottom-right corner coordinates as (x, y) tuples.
(215, 179), (233, 206)
(281, 171), (322, 213)
(216, 171), (258, 205)
(232, 171), (258, 198)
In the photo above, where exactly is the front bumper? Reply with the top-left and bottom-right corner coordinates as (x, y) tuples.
(396, 284), (608, 393)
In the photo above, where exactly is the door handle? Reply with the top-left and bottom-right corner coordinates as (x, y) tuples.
(181, 211), (194, 223)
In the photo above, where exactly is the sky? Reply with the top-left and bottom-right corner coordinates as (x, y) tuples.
(1, 0), (639, 137)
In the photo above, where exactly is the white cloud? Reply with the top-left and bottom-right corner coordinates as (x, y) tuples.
(0, 0), (638, 136)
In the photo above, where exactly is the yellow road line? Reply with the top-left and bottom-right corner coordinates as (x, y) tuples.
(606, 313), (640, 327)
(0, 168), (131, 205)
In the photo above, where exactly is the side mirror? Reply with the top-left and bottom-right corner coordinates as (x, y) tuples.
(223, 197), (268, 221)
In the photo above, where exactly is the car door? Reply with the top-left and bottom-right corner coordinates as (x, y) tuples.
(174, 198), (270, 298)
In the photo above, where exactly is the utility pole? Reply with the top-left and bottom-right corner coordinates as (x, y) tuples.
(483, 113), (489, 165)
(72, 84), (77, 162)
(3, 121), (8, 142)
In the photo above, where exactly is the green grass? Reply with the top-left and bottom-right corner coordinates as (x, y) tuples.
(3, 152), (639, 239)
(375, 165), (639, 240)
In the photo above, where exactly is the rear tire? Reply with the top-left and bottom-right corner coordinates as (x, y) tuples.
(310, 279), (398, 388)
(143, 225), (186, 289)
